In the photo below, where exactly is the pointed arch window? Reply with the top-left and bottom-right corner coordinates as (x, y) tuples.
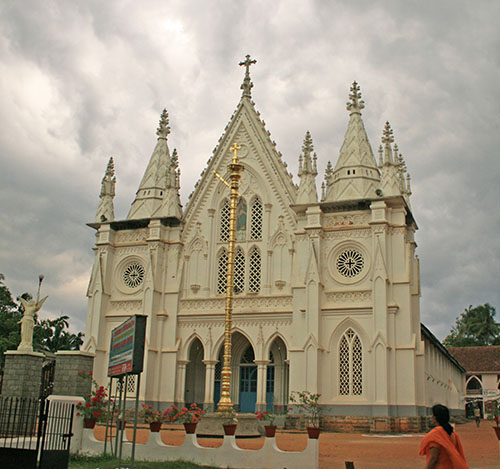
(234, 249), (245, 294)
(217, 250), (228, 294)
(250, 198), (263, 240)
(220, 200), (230, 242)
(249, 247), (261, 293)
(236, 198), (247, 240)
(338, 328), (363, 396)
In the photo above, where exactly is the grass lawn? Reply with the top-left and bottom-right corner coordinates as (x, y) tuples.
(69, 454), (221, 469)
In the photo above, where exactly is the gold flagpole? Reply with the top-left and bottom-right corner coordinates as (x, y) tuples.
(216, 142), (243, 412)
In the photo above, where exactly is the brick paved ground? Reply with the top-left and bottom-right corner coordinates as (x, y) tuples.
(95, 419), (500, 468)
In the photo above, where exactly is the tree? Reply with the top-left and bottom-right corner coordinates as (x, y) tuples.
(443, 303), (499, 347)
(0, 275), (84, 373)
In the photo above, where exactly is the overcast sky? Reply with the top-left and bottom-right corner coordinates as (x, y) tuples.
(0, 0), (499, 340)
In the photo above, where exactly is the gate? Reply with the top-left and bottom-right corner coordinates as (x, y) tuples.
(0, 396), (74, 469)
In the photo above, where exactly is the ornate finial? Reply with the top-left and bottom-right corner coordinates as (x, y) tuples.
(382, 121), (394, 145)
(105, 157), (115, 178)
(302, 131), (314, 156)
(346, 81), (365, 115)
(239, 54), (257, 98)
(156, 109), (171, 139)
(230, 142), (241, 164)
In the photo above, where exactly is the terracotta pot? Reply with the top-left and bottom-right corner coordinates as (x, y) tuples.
(493, 426), (500, 440)
(307, 426), (320, 439)
(149, 421), (162, 432)
(264, 425), (277, 437)
(83, 418), (97, 429)
(223, 423), (237, 436)
(184, 422), (197, 434)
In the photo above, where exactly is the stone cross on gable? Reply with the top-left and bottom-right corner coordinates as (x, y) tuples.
(239, 54), (257, 98)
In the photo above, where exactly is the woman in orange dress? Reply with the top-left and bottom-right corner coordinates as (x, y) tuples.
(419, 404), (469, 469)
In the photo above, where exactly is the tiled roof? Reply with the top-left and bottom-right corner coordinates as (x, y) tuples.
(446, 346), (500, 372)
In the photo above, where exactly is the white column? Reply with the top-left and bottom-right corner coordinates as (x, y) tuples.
(255, 360), (270, 412)
(203, 360), (217, 411)
(175, 360), (189, 404)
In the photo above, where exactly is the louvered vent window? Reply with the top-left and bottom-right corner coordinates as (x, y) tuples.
(220, 200), (230, 242)
(250, 198), (263, 240)
(217, 250), (228, 294)
(338, 328), (363, 396)
(249, 248), (261, 292)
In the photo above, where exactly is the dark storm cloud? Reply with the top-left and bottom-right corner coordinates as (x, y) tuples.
(0, 0), (499, 338)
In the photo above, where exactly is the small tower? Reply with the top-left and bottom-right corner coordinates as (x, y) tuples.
(296, 131), (319, 204)
(324, 81), (380, 202)
(379, 122), (408, 198)
(155, 148), (183, 219)
(127, 109), (172, 219)
(95, 157), (116, 222)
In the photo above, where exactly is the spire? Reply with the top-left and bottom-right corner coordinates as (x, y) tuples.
(239, 54), (257, 99)
(127, 109), (173, 219)
(297, 131), (318, 204)
(95, 157), (116, 222)
(155, 148), (183, 219)
(324, 81), (380, 202)
(382, 121), (394, 164)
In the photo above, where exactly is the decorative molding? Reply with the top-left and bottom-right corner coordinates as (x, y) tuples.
(116, 246), (148, 255)
(324, 214), (370, 227)
(323, 229), (371, 239)
(178, 317), (292, 329)
(109, 300), (143, 312)
(179, 295), (292, 312)
(325, 291), (371, 302)
(115, 229), (148, 244)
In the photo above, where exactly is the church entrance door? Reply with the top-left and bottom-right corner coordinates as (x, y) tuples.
(239, 366), (257, 412)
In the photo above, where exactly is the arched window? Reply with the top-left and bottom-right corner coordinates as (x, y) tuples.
(466, 376), (482, 394)
(220, 200), (230, 242)
(217, 250), (228, 294)
(249, 247), (261, 293)
(234, 249), (245, 293)
(339, 328), (363, 396)
(236, 198), (247, 240)
(250, 198), (263, 240)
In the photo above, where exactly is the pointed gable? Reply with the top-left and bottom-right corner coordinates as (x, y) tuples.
(324, 82), (380, 202)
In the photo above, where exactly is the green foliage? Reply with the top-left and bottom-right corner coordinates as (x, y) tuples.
(443, 303), (499, 347)
(0, 274), (83, 373)
(290, 390), (321, 427)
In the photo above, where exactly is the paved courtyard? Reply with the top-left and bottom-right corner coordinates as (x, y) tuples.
(95, 420), (500, 468)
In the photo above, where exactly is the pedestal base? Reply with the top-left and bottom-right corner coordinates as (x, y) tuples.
(2, 351), (45, 398)
(196, 413), (260, 437)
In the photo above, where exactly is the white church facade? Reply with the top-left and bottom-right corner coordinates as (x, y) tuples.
(83, 58), (465, 430)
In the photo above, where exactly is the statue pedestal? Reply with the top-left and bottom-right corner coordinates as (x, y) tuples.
(53, 350), (94, 396)
(2, 350), (45, 398)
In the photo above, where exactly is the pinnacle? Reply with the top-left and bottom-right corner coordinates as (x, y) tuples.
(156, 109), (171, 139)
(346, 81), (365, 115)
(105, 157), (115, 178)
(382, 122), (394, 145)
(302, 131), (314, 155)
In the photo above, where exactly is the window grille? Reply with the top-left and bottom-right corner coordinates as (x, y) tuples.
(234, 249), (245, 294)
(220, 200), (230, 242)
(249, 248), (261, 293)
(338, 328), (363, 396)
(250, 198), (263, 240)
(217, 250), (228, 294)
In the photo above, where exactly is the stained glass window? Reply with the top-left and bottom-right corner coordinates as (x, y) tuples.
(236, 198), (247, 240)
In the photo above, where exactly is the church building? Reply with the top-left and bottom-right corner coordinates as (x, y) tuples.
(83, 57), (465, 430)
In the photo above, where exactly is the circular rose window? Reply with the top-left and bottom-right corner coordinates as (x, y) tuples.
(122, 263), (145, 288)
(336, 249), (364, 278)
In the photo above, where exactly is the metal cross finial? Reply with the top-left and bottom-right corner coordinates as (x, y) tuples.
(230, 142), (241, 164)
(346, 81), (365, 115)
(239, 55), (257, 98)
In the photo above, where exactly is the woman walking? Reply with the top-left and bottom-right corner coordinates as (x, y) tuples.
(419, 404), (469, 469)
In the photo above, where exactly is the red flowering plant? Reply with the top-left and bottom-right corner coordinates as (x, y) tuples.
(164, 403), (205, 424)
(255, 405), (291, 426)
(140, 404), (164, 423)
(75, 370), (109, 422)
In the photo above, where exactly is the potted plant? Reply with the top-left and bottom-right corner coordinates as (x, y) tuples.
(255, 406), (290, 437)
(140, 404), (164, 432)
(220, 408), (238, 435)
(75, 371), (109, 429)
(164, 403), (205, 434)
(290, 391), (321, 439)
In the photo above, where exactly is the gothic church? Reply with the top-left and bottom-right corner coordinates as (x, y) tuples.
(83, 58), (464, 429)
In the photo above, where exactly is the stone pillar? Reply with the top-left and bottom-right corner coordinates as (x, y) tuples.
(175, 360), (189, 404)
(2, 350), (45, 398)
(255, 360), (269, 412)
(52, 350), (95, 397)
(203, 360), (217, 412)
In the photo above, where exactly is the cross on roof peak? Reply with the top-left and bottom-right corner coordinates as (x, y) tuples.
(239, 54), (257, 98)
